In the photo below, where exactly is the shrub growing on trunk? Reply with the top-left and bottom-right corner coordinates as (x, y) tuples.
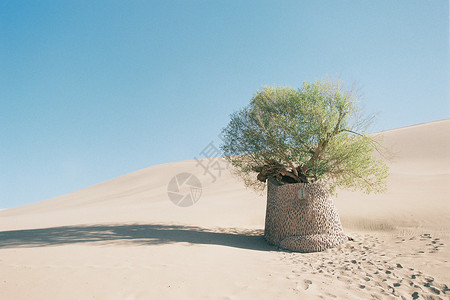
(220, 79), (389, 195)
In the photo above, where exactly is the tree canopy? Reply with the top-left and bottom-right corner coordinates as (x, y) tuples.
(220, 79), (389, 194)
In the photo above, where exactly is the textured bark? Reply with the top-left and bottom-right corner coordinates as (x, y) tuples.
(264, 178), (348, 252)
(254, 161), (306, 184)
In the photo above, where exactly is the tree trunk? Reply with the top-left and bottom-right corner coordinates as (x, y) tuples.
(264, 177), (348, 252)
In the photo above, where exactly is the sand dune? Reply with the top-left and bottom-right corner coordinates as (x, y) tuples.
(1, 119), (449, 299)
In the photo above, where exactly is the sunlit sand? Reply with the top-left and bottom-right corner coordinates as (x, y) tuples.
(0, 119), (448, 299)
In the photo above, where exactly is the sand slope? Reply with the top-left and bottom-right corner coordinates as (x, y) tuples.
(1, 119), (449, 299)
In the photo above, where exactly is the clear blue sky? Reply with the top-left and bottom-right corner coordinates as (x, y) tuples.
(1, 1), (449, 209)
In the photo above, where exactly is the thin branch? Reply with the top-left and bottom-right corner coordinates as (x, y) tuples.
(251, 108), (299, 177)
(338, 129), (389, 158)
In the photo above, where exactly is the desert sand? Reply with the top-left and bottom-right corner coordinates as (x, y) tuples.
(0, 119), (449, 299)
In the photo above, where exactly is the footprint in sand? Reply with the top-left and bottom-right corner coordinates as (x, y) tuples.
(302, 279), (312, 290)
(324, 292), (337, 298)
(285, 233), (448, 298)
(418, 234), (443, 253)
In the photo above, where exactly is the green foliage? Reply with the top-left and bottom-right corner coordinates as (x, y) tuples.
(220, 79), (389, 194)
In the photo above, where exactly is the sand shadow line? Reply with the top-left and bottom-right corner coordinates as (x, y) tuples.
(0, 224), (276, 252)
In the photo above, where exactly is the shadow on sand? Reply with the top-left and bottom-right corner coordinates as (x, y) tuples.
(0, 224), (277, 252)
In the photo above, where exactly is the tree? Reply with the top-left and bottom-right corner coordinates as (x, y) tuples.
(220, 79), (389, 195)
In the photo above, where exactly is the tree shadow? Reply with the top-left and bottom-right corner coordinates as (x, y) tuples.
(0, 224), (277, 252)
